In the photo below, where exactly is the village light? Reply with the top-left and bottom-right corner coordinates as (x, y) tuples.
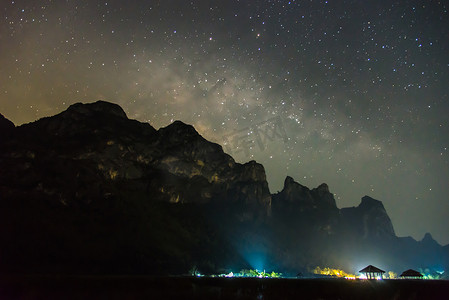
(359, 265), (385, 280)
(225, 272), (234, 277)
(313, 266), (357, 279)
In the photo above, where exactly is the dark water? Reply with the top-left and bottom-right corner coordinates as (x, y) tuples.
(0, 276), (448, 300)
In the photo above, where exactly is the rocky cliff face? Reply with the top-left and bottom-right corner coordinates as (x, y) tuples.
(271, 176), (339, 238)
(0, 101), (272, 274)
(269, 177), (445, 274)
(340, 195), (396, 239)
(1, 101), (271, 218)
(421, 232), (440, 247)
(273, 176), (337, 211)
(271, 177), (398, 241)
(0, 101), (446, 275)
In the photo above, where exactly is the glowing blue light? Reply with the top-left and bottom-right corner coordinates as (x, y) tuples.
(246, 252), (266, 271)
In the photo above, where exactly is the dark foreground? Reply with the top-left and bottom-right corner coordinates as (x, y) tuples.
(0, 276), (448, 300)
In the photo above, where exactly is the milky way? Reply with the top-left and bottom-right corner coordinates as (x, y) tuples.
(1, 0), (448, 244)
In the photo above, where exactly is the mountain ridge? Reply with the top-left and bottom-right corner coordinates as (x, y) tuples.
(0, 100), (447, 276)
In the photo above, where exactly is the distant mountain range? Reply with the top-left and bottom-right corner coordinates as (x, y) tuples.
(1, 101), (447, 276)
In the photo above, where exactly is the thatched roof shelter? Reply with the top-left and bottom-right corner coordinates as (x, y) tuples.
(400, 269), (423, 279)
(359, 265), (385, 279)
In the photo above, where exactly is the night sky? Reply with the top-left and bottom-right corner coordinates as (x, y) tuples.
(1, 1), (448, 245)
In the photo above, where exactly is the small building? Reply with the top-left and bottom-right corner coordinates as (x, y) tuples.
(359, 265), (385, 279)
(400, 269), (423, 279)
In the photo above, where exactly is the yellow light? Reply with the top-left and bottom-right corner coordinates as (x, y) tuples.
(313, 266), (357, 279)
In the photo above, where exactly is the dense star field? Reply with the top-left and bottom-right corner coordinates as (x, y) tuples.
(1, 1), (448, 245)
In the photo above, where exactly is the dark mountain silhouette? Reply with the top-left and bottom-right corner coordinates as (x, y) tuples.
(0, 101), (447, 276)
(0, 113), (15, 139)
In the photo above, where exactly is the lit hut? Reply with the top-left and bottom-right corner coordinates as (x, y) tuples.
(359, 265), (385, 279)
(399, 269), (423, 279)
